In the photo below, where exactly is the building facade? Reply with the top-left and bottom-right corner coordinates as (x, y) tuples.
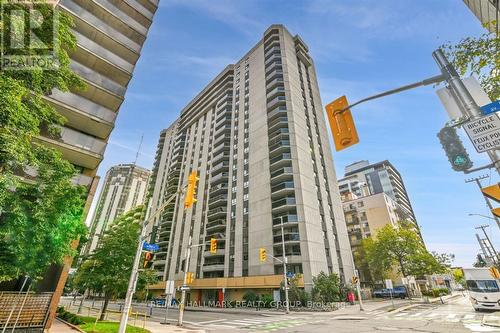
(82, 164), (151, 255)
(147, 25), (354, 301)
(339, 160), (417, 225)
(38, 1), (158, 327)
(463, 0), (499, 33)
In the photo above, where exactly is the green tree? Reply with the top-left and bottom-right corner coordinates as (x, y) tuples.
(0, 1), (87, 282)
(473, 254), (488, 268)
(452, 268), (465, 287)
(441, 23), (499, 101)
(363, 223), (451, 278)
(73, 206), (158, 319)
(311, 272), (343, 302)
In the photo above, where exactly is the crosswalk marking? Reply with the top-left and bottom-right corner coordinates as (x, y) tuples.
(410, 312), (423, 317)
(463, 314), (475, 320)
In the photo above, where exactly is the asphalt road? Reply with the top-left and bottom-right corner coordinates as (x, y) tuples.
(61, 295), (500, 333)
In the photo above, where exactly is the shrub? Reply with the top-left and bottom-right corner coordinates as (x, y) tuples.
(243, 290), (258, 303)
(260, 294), (274, 308)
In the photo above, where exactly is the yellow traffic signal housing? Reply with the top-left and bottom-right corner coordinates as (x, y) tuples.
(186, 272), (194, 284)
(482, 183), (500, 202)
(351, 276), (359, 285)
(210, 238), (217, 254)
(143, 251), (153, 268)
(325, 96), (359, 151)
(184, 171), (199, 209)
(259, 248), (266, 262)
(481, 183), (500, 218)
(490, 267), (500, 279)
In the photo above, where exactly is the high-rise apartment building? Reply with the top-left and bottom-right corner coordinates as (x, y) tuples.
(38, 1), (158, 327)
(339, 160), (417, 225)
(147, 25), (354, 301)
(463, 0), (499, 33)
(82, 164), (151, 255)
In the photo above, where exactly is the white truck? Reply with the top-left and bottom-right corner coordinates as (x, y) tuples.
(463, 268), (500, 311)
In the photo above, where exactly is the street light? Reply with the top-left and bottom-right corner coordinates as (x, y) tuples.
(468, 213), (496, 220)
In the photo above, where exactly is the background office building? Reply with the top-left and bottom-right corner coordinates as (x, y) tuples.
(339, 160), (418, 226)
(82, 164), (151, 256)
(338, 160), (421, 283)
(35, 0), (158, 327)
(147, 25), (354, 302)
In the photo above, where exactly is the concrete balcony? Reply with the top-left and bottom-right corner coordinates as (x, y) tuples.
(73, 30), (134, 74)
(268, 128), (289, 142)
(264, 46), (281, 59)
(211, 161), (229, 175)
(204, 249), (225, 257)
(272, 214), (299, 226)
(60, 0), (140, 64)
(207, 207), (228, 220)
(269, 140), (290, 157)
(270, 167), (293, 183)
(72, 0), (148, 43)
(71, 61), (126, 97)
(212, 152), (230, 165)
(45, 89), (115, 139)
(271, 181), (295, 199)
(267, 96), (286, 110)
(205, 219), (226, 232)
(213, 125), (232, 138)
(208, 195), (227, 208)
(210, 184), (229, 196)
(267, 117), (289, 133)
(273, 233), (300, 244)
(269, 153), (292, 169)
(36, 126), (106, 169)
(211, 172), (229, 185)
(77, 77), (124, 112)
(109, 0), (153, 28)
(271, 197), (296, 213)
(72, 173), (94, 187)
(202, 263), (225, 272)
(265, 52), (282, 66)
(267, 106), (287, 122)
(266, 85), (285, 101)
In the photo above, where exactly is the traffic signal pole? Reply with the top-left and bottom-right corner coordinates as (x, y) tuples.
(432, 49), (500, 175)
(280, 217), (290, 314)
(118, 189), (184, 333)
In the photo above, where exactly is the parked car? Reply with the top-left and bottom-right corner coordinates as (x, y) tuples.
(373, 286), (407, 299)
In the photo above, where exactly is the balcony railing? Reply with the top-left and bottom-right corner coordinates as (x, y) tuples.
(272, 197), (296, 209)
(273, 233), (300, 243)
(207, 207), (227, 218)
(270, 153), (292, 166)
(272, 214), (299, 225)
(271, 181), (294, 194)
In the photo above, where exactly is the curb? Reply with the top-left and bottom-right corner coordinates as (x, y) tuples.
(55, 318), (85, 333)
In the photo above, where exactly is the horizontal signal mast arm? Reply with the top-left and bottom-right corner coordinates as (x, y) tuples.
(338, 74), (446, 113)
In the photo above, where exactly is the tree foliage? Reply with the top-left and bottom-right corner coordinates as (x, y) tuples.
(0, 1), (87, 282)
(442, 24), (499, 101)
(311, 272), (344, 302)
(473, 254), (488, 268)
(362, 223), (451, 279)
(73, 206), (158, 318)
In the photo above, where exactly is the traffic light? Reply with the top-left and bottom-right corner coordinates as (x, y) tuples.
(351, 276), (359, 285)
(210, 238), (217, 254)
(186, 272), (194, 284)
(259, 248), (266, 262)
(184, 171), (199, 209)
(437, 127), (473, 172)
(490, 267), (500, 279)
(325, 95), (359, 151)
(143, 251), (153, 268)
(481, 183), (500, 217)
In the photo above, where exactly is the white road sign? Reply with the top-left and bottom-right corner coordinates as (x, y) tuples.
(463, 113), (500, 153)
(385, 279), (393, 289)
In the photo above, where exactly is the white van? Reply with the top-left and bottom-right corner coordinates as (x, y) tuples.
(463, 268), (500, 311)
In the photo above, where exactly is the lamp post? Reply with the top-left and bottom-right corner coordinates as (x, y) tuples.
(279, 216), (290, 314)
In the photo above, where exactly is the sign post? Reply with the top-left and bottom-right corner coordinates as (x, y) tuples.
(385, 279), (394, 308)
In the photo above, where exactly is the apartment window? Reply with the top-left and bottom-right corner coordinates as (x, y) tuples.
(231, 199), (237, 205)
(243, 181), (249, 188)
(357, 201), (364, 208)
(232, 186), (237, 193)
(243, 194), (249, 201)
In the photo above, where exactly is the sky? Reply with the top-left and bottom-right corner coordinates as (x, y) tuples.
(89, 0), (499, 267)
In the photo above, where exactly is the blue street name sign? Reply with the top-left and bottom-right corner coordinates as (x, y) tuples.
(481, 100), (500, 115)
(286, 271), (294, 278)
(143, 242), (160, 252)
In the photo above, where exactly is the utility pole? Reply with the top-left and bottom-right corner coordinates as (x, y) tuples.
(432, 49), (500, 175)
(118, 190), (184, 333)
(279, 217), (290, 314)
(466, 176), (500, 229)
(475, 225), (499, 264)
(177, 238), (204, 326)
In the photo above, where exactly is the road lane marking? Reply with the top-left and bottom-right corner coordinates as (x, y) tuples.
(197, 319), (226, 324)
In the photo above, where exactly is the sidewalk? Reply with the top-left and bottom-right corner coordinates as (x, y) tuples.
(49, 319), (83, 333)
